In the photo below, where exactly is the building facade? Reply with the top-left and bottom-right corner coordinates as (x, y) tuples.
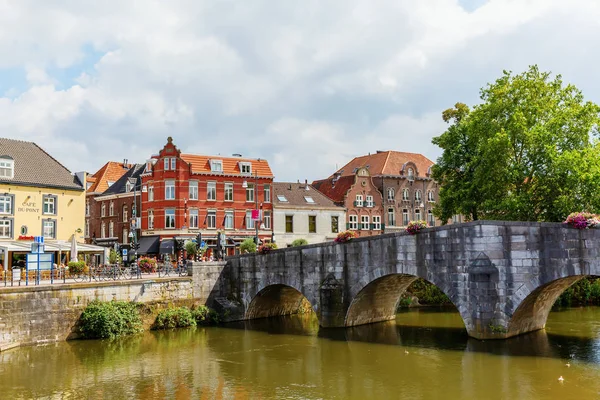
(140, 137), (274, 255)
(273, 182), (346, 246)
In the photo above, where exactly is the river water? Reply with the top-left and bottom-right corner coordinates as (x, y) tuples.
(2, 307), (600, 400)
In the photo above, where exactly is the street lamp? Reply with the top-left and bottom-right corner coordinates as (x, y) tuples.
(242, 166), (260, 248)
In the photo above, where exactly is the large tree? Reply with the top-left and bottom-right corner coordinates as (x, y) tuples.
(432, 65), (600, 223)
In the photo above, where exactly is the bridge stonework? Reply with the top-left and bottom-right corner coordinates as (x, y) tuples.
(209, 221), (600, 339)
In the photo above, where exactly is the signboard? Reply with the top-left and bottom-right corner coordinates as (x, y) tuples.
(122, 248), (128, 257)
(34, 236), (44, 244)
(26, 253), (54, 270)
(251, 209), (261, 221)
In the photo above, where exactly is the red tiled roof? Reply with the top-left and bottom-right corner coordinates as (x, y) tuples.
(180, 154), (274, 177)
(87, 161), (131, 193)
(331, 151), (435, 178)
(312, 175), (355, 204)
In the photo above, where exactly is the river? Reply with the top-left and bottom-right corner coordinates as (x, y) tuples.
(1, 307), (600, 399)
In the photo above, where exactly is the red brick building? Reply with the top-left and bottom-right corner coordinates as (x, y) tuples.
(139, 137), (274, 255)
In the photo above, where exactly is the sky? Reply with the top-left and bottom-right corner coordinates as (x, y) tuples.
(1, 0), (599, 182)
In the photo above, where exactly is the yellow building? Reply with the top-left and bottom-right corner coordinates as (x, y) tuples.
(0, 138), (88, 270)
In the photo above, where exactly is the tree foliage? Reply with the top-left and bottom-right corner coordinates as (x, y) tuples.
(432, 65), (600, 222)
(240, 238), (256, 253)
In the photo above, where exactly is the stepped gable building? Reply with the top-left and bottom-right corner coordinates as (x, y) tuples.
(272, 181), (346, 247)
(140, 137), (274, 256)
(313, 150), (449, 237)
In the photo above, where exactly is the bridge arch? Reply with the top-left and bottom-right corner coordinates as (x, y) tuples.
(245, 284), (315, 320)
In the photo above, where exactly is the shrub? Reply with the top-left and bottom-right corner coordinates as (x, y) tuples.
(258, 242), (277, 254)
(564, 212), (600, 229)
(335, 230), (356, 243)
(184, 240), (197, 258)
(405, 278), (451, 305)
(79, 301), (143, 339)
(68, 261), (86, 275)
(138, 258), (157, 273)
(153, 307), (196, 330)
(291, 238), (309, 247)
(192, 305), (220, 325)
(108, 248), (121, 265)
(406, 220), (428, 235)
(240, 238), (256, 253)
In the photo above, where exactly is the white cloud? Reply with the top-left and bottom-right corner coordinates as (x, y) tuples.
(0, 0), (599, 181)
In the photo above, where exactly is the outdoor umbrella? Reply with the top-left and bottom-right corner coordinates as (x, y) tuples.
(70, 234), (78, 262)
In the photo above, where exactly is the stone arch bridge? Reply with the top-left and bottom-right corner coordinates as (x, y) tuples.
(193, 221), (600, 339)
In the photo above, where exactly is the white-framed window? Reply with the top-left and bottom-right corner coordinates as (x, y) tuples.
(305, 196), (315, 204)
(0, 219), (11, 238)
(101, 203), (106, 217)
(170, 157), (176, 170)
(246, 184), (254, 202)
(453, 214), (461, 224)
(415, 209), (421, 221)
(189, 209), (199, 228)
(366, 195), (374, 207)
(101, 222), (106, 238)
(85, 220), (89, 238)
(402, 209), (409, 226)
(165, 180), (175, 200)
(42, 219), (56, 239)
(387, 188), (395, 201)
(348, 215), (358, 230)
(43, 195), (56, 215)
(165, 209), (175, 229)
(373, 216), (381, 230)
(85, 200), (90, 217)
(246, 210), (255, 229)
(148, 185), (154, 201)
(0, 195), (13, 215)
(388, 208), (395, 226)
(0, 159), (14, 179)
(402, 188), (410, 201)
(109, 221), (114, 238)
(263, 211), (271, 229)
(361, 215), (370, 230)
(277, 195), (288, 202)
(123, 205), (128, 223)
(107, 181), (114, 188)
(240, 162), (252, 175)
(189, 181), (198, 200)
(207, 181), (216, 201)
(224, 211), (234, 229)
(148, 210), (154, 229)
(285, 215), (293, 233)
(355, 195), (363, 207)
(122, 228), (128, 244)
(331, 216), (339, 233)
(427, 190), (435, 202)
(427, 210), (435, 227)
(264, 185), (271, 203)
(407, 168), (414, 181)
(415, 190), (422, 202)
(125, 181), (133, 193)
(210, 160), (223, 173)
(164, 158), (170, 170)
(308, 215), (317, 233)
(207, 210), (216, 229)
(109, 201), (114, 216)
(224, 182), (233, 201)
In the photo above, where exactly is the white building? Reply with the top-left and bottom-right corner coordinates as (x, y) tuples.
(273, 182), (346, 247)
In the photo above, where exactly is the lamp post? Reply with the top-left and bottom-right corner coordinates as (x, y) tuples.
(242, 165), (260, 249)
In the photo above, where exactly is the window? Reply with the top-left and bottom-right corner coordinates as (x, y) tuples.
(109, 221), (114, 238)
(165, 209), (175, 229)
(0, 159), (14, 179)
(225, 183), (233, 201)
(373, 216), (381, 230)
(415, 190), (422, 202)
(207, 210), (216, 229)
(189, 181), (198, 200)
(164, 158), (170, 170)
(264, 185), (271, 203)
(331, 216), (339, 233)
(125, 181), (133, 193)
(361, 215), (370, 230)
(123, 228), (128, 243)
(427, 210), (435, 227)
(428, 190), (435, 202)
(304, 196), (315, 204)
(109, 201), (114, 216)
(86, 182), (92, 190)
(387, 188), (395, 201)
(402, 188), (409, 201)
(348, 215), (358, 230)
(148, 185), (154, 201)
(101, 203), (106, 217)
(240, 162), (252, 175)
(388, 208), (395, 226)
(101, 222), (106, 238)
(355, 195), (363, 207)
(365, 195), (374, 208)
(189, 209), (198, 228)
(123, 206), (128, 223)
(415, 209), (421, 221)
(263, 211), (271, 230)
(165, 180), (175, 200)
(407, 168), (414, 181)
(207, 181), (216, 201)
(210, 160), (223, 172)
(43, 195), (56, 215)
(308, 216), (317, 233)
(277, 195), (288, 202)
(402, 209), (409, 226)
(0, 195), (13, 214)
(170, 158), (176, 170)
(224, 211), (234, 229)
(85, 220), (89, 238)
(246, 211), (255, 229)
(107, 181), (114, 188)
(85, 200), (90, 217)
(246, 184), (254, 202)
(42, 219), (56, 239)
(148, 210), (154, 229)
(285, 215), (293, 233)
(453, 214), (461, 224)
(0, 220), (11, 238)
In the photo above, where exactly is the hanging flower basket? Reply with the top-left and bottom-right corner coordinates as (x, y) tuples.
(564, 212), (600, 230)
(335, 230), (356, 243)
(405, 220), (428, 235)
(258, 242), (278, 254)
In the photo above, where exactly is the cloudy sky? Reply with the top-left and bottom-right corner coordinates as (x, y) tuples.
(1, 0), (599, 181)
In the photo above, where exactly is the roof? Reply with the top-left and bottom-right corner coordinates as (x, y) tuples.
(100, 164), (145, 196)
(330, 151), (435, 178)
(179, 154), (273, 177)
(312, 176), (356, 204)
(273, 182), (344, 209)
(87, 161), (131, 193)
(0, 138), (84, 190)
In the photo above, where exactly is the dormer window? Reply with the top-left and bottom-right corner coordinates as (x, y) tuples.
(107, 181), (114, 187)
(210, 160), (223, 173)
(0, 157), (14, 179)
(304, 196), (315, 204)
(86, 182), (93, 190)
(407, 168), (414, 181)
(240, 162), (252, 175)
(277, 195), (288, 202)
(125, 180), (134, 192)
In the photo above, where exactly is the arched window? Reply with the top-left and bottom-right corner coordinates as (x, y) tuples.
(402, 209), (409, 226)
(123, 205), (128, 223)
(415, 190), (422, 202)
(101, 222), (106, 238)
(427, 190), (435, 202)
(109, 201), (114, 216)
(109, 221), (114, 238)
(402, 188), (410, 201)
(387, 188), (395, 201)
(388, 208), (395, 226)
(427, 210), (435, 227)
(101, 203), (106, 217)
(407, 168), (414, 180)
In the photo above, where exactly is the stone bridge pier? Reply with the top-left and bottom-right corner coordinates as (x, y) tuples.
(193, 221), (600, 340)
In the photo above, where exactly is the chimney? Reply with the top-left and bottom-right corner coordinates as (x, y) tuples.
(123, 159), (129, 169)
(232, 153), (242, 157)
(305, 179), (309, 190)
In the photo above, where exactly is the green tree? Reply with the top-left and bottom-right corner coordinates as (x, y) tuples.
(240, 238), (256, 253)
(432, 65), (600, 222)
(291, 238), (308, 247)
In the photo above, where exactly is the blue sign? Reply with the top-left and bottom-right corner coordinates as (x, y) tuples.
(34, 236), (44, 244)
(122, 248), (128, 256)
(200, 241), (206, 248)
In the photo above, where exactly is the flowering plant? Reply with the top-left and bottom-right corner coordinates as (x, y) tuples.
(564, 212), (600, 230)
(405, 220), (428, 235)
(258, 242), (278, 254)
(335, 230), (356, 243)
(138, 257), (157, 273)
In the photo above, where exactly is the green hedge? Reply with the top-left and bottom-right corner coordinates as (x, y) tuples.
(554, 277), (600, 308)
(153, 307), (196, 330)
(291, 238), (308, 247)
(79, 301), (143, 339)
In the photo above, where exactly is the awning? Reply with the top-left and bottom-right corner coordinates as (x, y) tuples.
(138, 236), (160, 255)
(0, 240), (105, 253)
(159, 239), (175, 254)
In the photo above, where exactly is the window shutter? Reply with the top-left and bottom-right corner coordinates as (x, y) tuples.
(381, 223), (385, 231)
(346, 223), (350, 230)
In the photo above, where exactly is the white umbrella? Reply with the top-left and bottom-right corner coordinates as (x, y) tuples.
(70, 234), (78, 262)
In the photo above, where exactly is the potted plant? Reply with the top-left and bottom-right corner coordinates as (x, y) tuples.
(258, 242), (278, 254)
(564, 212), (600, 230)
(335, 230), (356, 243)
(184, 240), (197, 260)
(406, 220), (428, 235)
(67, 260), (86, 275)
